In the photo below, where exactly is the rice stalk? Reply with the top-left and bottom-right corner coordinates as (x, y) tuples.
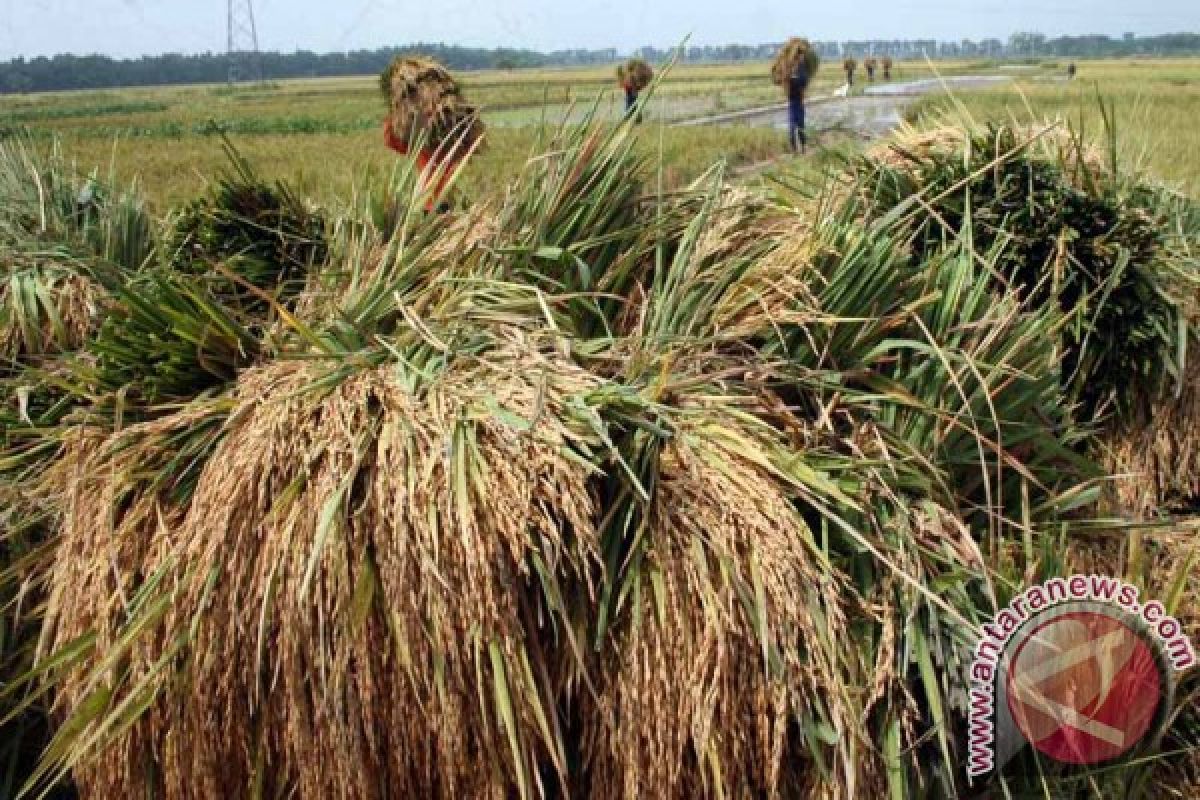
(36, 310), (616, 798)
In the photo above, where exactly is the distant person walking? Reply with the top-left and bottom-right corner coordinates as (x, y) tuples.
(1067, 62), (1077, 80)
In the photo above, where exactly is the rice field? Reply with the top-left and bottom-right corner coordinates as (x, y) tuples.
(3, 58), (979, 209)
(4, 58), (1197, 209)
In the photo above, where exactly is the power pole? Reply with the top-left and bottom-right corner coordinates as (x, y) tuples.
(227, 0), (262, 84)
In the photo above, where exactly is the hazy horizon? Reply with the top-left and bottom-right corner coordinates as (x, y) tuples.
(2, 0), (1196, 60)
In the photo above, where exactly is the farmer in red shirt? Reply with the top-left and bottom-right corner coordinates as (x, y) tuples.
(380, 56), (483, 213)
(383, 117), (463, 213)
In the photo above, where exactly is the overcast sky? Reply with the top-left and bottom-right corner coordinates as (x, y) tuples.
(2, 0), (1196, 59)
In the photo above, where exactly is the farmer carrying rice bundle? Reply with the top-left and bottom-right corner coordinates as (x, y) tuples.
(771, 38), (820, 154)
(380, 55), (484, 212)
(617, 58), (654, 122)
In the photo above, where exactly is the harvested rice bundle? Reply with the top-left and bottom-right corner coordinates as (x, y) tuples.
(581, 409), (855, 798)
(41, 333), (610, 799)
(380, 56), (484, 158)
(1100, 355), (1200, 517)
(851, 119), (1192, 425)
(861, 124), (967, 171)
(717, 209), (1087, 536)
(0, 250), (101, 368)
(166, 146), (326, 303)
(574, 186), (890, 797)
(31, 400), (231, 798)
(26, 116), (655, 799)
(866, 121), (1106, 181)
(616, 57), (654, 91)
(770, 37), (820, 87)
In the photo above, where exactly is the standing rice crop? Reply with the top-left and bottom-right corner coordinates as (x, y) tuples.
(0, 136), (155, 272)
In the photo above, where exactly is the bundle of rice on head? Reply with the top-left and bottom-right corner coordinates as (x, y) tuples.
(616, 57), (654, 90)
(380, 55), (484, 163)
(770, 37), (820, 87)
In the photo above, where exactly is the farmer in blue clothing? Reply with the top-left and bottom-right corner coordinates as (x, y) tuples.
(623, 80), (638, 117)
(787, 57), (810, 153)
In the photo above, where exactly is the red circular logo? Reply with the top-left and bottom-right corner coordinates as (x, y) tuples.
(1005, 611), (1163, 765)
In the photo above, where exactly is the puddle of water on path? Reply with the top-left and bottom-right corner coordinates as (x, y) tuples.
(703, 74), (1016, 139)
(864, 75), (1014, 96)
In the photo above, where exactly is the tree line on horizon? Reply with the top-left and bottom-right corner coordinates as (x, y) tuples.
(1, 32), (1198, 94)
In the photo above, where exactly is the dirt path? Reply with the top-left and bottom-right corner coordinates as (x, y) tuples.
(683, 74), (1015, 180)
(678, 74), (1014, 139)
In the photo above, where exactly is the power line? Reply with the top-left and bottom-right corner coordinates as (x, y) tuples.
(227, 0), (261, 84)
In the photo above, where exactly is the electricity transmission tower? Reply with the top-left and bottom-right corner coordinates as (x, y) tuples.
(226, 0), (262, 84)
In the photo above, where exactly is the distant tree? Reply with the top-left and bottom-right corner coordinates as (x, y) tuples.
(1008, 32), (1047, 57)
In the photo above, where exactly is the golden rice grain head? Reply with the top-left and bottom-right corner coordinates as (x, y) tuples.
(583, 420), (852, 798)
(68, 333), (606, 799)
